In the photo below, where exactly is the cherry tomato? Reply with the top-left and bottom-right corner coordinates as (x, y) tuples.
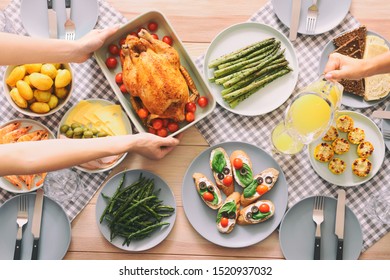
(197, 96), (209, 108)
(185, 111), (195, 123)
(168, 122), (179, 133)
(137, 108), (149, 119)
(256, 185), (269, 195)
(157, 128), (168, 137)
(162, 119), (169, 128)
(152, 119), (163, 130)
(222, 175), (233, 186)
(233, 158), (243, 169)
(259, 203), (270, 213)
(220, 217), (229, 228)
(185, 102), (197, 113)
(151, 34), (159, 40)
(115, 72), (123, 84)
(119, 84), (128, 93)
(105, 57), (117, 69)
(148, 22), (158, 32)
(202, 192), (214, 202)
(108, 44), (120, 56)
(148, 127), (157, 134)
(162, 35), (173, 46)
(119, 37), (126, 46)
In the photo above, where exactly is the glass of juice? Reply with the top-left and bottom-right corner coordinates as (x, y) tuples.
(271, 76), (343, 155)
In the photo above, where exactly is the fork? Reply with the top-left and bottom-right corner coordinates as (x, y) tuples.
(312, 196), (324, 260)
(382, 130), (390, 139)
(64, 0), (75, 40)
(14, 195), (29, 260)
(306, 0), (318, 34)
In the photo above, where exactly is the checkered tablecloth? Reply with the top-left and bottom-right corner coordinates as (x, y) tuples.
(195, 1), (390, 251)
(0, 0), (128, 221)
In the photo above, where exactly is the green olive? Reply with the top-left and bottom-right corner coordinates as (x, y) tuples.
(91, 128), (99, 135)
(73, 127), (84, 136)
(73, 134), (82, 139)
(83, 131), (93, 138)
(71, 123), (81, 130)
(97, 131), (108, 137)
(65, 129), (74, 138)
(60, 124), (69, 134)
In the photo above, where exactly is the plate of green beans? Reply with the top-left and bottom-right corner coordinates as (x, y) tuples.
(96, 169), (176, 251)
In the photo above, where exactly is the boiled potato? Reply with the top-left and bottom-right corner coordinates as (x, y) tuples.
(55, 69), (71, 88)
(29, 73), (53, 90)
(6, 65), (26, 87)
(33, 90), (52, 103)
(30, 102), (50, 114)
(55, 87), (69, 99)
(9, 88), (28, 108)
(24, 63), (42, 74)
(16, 80), (34, 100)
(41, 63), (57, 79)
(47, 95), (59, 109)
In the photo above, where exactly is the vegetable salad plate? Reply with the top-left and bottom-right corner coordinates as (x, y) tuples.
(182, 141), (288, 248)
(308, 111), (385, 187)
(203, 22), (298, 116)
(20, 0), (98, 39)
(0, 193), (71, 260)
(318, 30), (390, 108)
(0, 119), (55, 193)
(279, 196), (362, 260)
(96, 169), (177, 252)
(272, 0), (352, 35)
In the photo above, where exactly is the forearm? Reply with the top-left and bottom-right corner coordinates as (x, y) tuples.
(0, 135), (135, 176)
(364, 51), (390, 77)
(0, 32), (79, 65)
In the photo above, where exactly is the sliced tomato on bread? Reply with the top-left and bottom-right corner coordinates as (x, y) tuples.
(216, 192), (240, 234)
(209, 147), (234, 196)
(230, 150), (253, 188)
(237, 200), (275, 225)
(193, 172), (223, 210)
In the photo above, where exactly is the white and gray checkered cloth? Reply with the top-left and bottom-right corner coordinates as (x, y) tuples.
(0, 0), (389, 253)
(195, 2), (390, 252)
(0, 0), (128, 221)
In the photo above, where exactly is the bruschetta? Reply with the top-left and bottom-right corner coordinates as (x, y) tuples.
(209, 147), (234, 196)
(193, 173), (223, 210)
(237, 200), (275, 225)
(230, 150), (253, 188)
(216, 192), (240, 234)
(240, 168), (279, 207)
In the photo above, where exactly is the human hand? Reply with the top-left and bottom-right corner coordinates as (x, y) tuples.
(323, 52), (367, 81)
(72, 26), (119, 62)
(131, 133), (182, 160)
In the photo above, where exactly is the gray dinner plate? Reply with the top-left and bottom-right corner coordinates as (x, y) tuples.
(318, 30), (390, 108)
(182, 141), (289, 248)
(380, 103), (390, 151)
(0, 193), (71, 260)
(95, 169), (177, 252)
(279, 196), (362, 260)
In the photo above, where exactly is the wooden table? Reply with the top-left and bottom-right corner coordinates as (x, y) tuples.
(1, 0), (389, 260)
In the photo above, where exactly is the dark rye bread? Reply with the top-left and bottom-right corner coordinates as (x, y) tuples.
(333, 26), (367, 53)
(333, 36), (363, 59)
(340, 79), (365, 97)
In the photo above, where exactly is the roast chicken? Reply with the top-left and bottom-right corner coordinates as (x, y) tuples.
(120, 29), (199, 122)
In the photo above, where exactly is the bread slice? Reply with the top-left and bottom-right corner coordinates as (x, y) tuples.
(209, 147), (234, 196)
(333, 36), (363, 58)
(333, 25), (367, 52)
(216, 192), (241, 234)
(237, 200), (275, 225)
(340, 79), (365, 97)
(230, 150), (253, 188)
(193, 172), (223, 210)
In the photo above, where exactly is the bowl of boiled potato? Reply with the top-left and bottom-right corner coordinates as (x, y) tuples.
(3, 63), (73, 117)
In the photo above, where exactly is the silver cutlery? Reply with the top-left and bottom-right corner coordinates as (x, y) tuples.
(335, 189), (346, 260)
(382, 130), (390, 139)
(64, 0), (76, 40)
(14, 195), (29, 260)
(372, 110), (390, 120)
(289, 0), (301, 41)
(31, 188), (44, 260)
(306, 0), (318, 34)
(312, 196), (324, 260)
(47, 0), (58, 39)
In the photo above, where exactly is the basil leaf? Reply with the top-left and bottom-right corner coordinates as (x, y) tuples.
(216, 201), (236, 223)
(243, 180), (257, 198)
(235, 163), (253, 187)
(211, 151), (226, 173)
(199, 188), (219, 205)
(252, 211), (271, 220)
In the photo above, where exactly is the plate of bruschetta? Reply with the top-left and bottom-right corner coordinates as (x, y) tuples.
(182, 141), (288, 248)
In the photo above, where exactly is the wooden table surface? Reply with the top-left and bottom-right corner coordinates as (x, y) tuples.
(1, 0), (390, 260)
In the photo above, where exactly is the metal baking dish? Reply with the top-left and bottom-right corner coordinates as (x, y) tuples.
(94, 10), (215, 136)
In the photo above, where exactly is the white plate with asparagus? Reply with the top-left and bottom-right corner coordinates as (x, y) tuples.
(204, 22), (299, 116)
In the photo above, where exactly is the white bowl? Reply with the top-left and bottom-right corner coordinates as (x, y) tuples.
(3, 63), (73, 117)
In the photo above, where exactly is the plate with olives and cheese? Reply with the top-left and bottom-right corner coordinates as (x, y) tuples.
(182, 141), (288, 248)
(308, 111), (385, 187)
(57, 98), (132, 173)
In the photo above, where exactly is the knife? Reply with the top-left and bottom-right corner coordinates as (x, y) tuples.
(372, 110), (390, 120)
(289, 0), (301, 41)
(31, 188), (44, 260)
(335, 189), (346, 260)
(47, 0), (58, 39)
